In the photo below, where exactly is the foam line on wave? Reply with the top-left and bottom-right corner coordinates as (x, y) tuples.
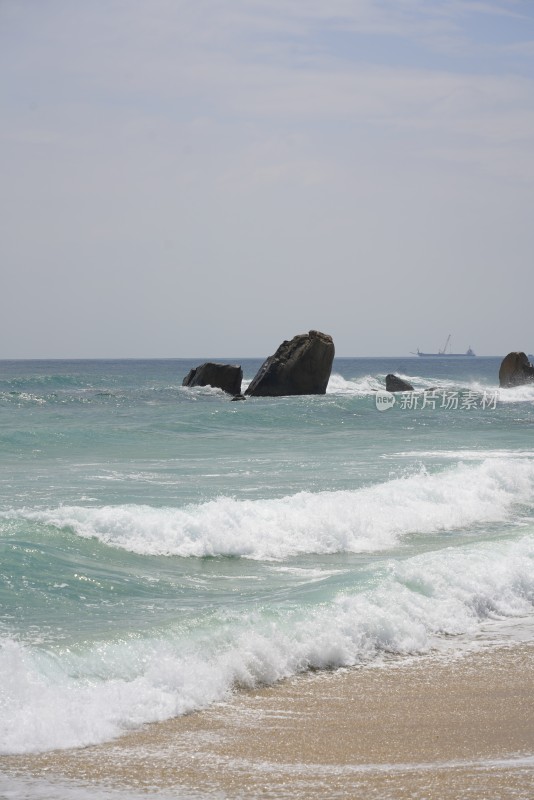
(325, 373), (514, 397)
(6, 457), (534, 559)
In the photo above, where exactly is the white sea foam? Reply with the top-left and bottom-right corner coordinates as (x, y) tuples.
(1, 534), (533, 755)
(326, 372), (534, 403)
(326, 374), (384, 395)
(384, 449), (534, 461)
(9, 458), (534, 559)
(497, 383), (534, 403)
(326, 372), (476, 396)
(178, 384), (227, 398)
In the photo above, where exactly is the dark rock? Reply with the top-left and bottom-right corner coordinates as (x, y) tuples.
(231, 394), (246, 401)
(182, 362), (243, 396)
(499, 352), (534, 388)
(245, 330), (335, 397)
(385, 374), (414, 392)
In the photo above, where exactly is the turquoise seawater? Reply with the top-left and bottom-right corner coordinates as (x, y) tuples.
(1, 357), (534, 756)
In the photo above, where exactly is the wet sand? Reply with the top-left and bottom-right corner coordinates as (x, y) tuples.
(3, 642), (534, 799)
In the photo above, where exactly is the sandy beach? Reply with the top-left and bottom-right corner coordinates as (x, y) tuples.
(3, 640), (534, 799)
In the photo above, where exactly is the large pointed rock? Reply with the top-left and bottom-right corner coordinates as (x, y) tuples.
(499, 352), (534, 388)
(182, 362), (243, 395)
(245, 330), (335, 397)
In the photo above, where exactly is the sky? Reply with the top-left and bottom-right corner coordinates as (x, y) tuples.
(1, 0), (534, 358)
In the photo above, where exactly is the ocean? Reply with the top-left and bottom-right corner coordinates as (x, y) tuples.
(1, 356), (533, 796)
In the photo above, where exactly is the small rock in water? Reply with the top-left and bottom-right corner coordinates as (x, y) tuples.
(385, 374), (414, 392)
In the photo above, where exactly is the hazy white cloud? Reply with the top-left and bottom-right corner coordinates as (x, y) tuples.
(1, 0), (533, 356)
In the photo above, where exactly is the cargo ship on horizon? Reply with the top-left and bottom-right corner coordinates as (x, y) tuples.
(413, 335), (476, 357)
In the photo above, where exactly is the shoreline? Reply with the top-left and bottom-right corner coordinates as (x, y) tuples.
(3, 640), (534, 799)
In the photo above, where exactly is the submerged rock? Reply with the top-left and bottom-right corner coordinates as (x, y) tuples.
(385, 374), (414, 392)
(182, 362), (243, 396)
(245, 330), (335, 397)
(498, 352), (534, 388)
